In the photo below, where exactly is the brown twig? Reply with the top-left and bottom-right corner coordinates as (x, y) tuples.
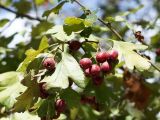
(0, 4), (42, 22)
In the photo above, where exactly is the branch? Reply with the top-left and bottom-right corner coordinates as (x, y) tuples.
(0, 4), (42, 22)
(149, 61), (160, 72)
(33, 0), (38, 18)
(74, 0), (124, 41)
(74, 0), (160, 72)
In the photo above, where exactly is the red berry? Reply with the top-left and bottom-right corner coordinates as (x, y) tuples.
(90, 64), (101, 76)
(84, 68), (91, 77)
(39, 82), (49, 99)
(43, 57), (56, 71)
(92, 76), (103, 86)
(55, 99), (66, 113)
(108, 50), (118, 60)
(80, 95), (96, 105)
(79, 58), (92, 69)
(68, 40), (81, 51)
(100, 61), (111, 73)
(96, 52), (110, 63)
(156, 48), (160, 56)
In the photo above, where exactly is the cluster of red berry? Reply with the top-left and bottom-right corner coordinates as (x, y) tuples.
(79, 50), (118, 86)
(134, 31), (144, 43)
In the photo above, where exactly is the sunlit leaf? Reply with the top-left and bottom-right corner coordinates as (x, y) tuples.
(42, 52), (86, 89)
(0, 72), (26, 109)
(0, 19), (9, 28)
(17, 36), (49, 72)
(42, 1), (67, 17)
(113, 41), (151, 70)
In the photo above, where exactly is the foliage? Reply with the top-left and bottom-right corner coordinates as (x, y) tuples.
(0, 0), (160, 120)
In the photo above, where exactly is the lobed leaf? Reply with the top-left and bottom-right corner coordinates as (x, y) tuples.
(42, 52), (86, 89)
(113, 41), (151, 71)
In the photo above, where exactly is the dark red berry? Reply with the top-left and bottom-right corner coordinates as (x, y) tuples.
(80, 95), (96, 105)
(156, 48), (160, 56)
(43, 57), (56, 71)
(68, 40), (81, 51)
(39, 82), (49, 99)
(84, 68), (91, 77)
(90, 64), (101, 76)
(108, 50), (118, 60)
(134, 31), (141, 38)
(55, 99), (66, 113)
(79, 58), (92, 69)
(92, 76), (103, 86)
(96, 52), (109, 63)
(100, 61), (111, 73)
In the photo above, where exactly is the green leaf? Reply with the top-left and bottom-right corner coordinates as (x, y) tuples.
(113, 41), (151, 70)
(61, 88), (80, 108)
(124, 101), (145, 119)
(120, 5), (144, 16)
(65, 17), (92, 26)
(80, 27), (93, 38)
(63, 23), (85, 35)
(0, 19), (9, 28)
(0, 111), (40, 120)
(13, 72), (40, 112)
(37, 97), (55, 118)
(13, 0), (32, 14)
(42, 1), (67, 17)
(85, 11), (98, 25)
(35, 0), (46, 5)
(46, 25), (75, 41)
(63, 16), (94, 35)
(31, 21), (53, 38)
(0, 72), (26, 109)
(17, 36), (49, 72)
(151, 34), (160, 48)
(42, 52), (86, 89)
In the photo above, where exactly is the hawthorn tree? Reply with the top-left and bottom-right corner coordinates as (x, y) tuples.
(0, 0), (160, 120)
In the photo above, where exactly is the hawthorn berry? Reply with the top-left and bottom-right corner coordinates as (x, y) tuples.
(90, 64), (101, 76)
(96, 52), (109, 63)
(43, 57), (56, 71)
(39, 82), (49, 99)
(156, 48), (160, 56)
(79, 58), (92, 69)
(55, 99), (66, 113)
(108, 50), (118, 60)
(100, 61), (111, 73)
(84, 68), (91, 77)
(68, 40), (81, 51)
(80, 95), (96, 105)
(92, 76), (103, 86)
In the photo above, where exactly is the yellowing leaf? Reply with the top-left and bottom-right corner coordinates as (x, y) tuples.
(17, 36), (49, 72)
(0, 72), (26, 109)
(13, 73), (40, 112)
(113, 41), (151, 70)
